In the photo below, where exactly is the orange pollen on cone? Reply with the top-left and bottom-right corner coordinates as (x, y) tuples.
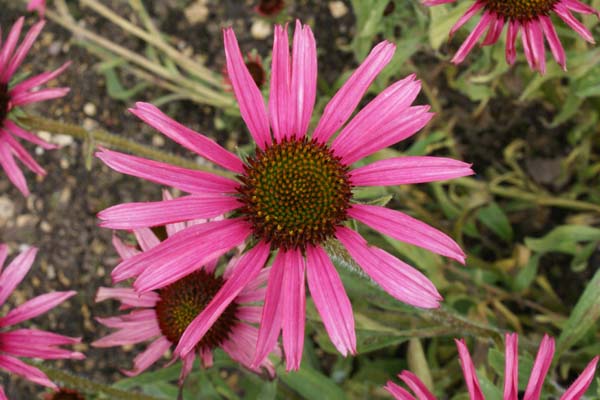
(237, 136), (353, 251)
(483, 0), (558, 20)
(155, 270), (238, 349)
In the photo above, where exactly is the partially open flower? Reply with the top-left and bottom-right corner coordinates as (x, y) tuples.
(385, 333), (599, 399)
(0, 17), (70, 195)
(93, 211), (276, 384)
(423, 0), (600, 73)
(0, 244), (84, 396)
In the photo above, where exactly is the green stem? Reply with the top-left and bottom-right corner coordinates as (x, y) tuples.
(38, 365), (168, 400)
(18, 115), (236, 178)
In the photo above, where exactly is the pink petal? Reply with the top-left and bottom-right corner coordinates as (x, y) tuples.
(305, 245), (356, 356)
(331, 74), (421, 158)
(0, 247), (37, 306)
(122, 337), (171, 377)
(98, 194), (240, 229)
(0, 385), (7, 400)
(174, 241), (270, 357)
(223, 323), (275, 376)
(11, 87), (70, 107)
(93, 313), (160, 347)
(131, 219), (252, 292)
(96, 148), (239, 195)
(290, 20), (317, 138)
(0, 291), (75, 327)
(506, 20), (520, 65)
(455, 339), (485, 400)
(481, 12), (504, 46)
(11, 62), (71, 96)
(0, 329), (83, 360)
(384, 382), (416, 400)
(281, 248), (306, 371)
(178, 350), (196, 384)
(523, 335), (555, 400)
(133, 228), (160, 252)
(111, 234), (140, 260)
(560, 356), (599, 400)
(269, 24), (291, 142)
(399, 371), (436, 400)
(0, 138), (29, 196)
(503, 333), (519, 400)
(562, 0), (600, 17)
(338, 106), (434, 165)
(198, 346), (213, 368)
(27, 0), (47, 15)
(554, 3), (595, 43)
(348, 204), (466, 263)
(335, 227), (442, 308)
(452, 11), (493, 64)
(350, 156), (473, 187)
(0, 18), (25, 81)
(129, 102), (244, 173)
(449, 1), (485, 37)
(312, 41), (396, 144)
(252, 250), (286, 368)
(0, 354), (56, 389)
(4, 120), (57, 150)
(95, 287), (159, 308)
(237, 306), (263, 324)
(4, 133), (46, 175)
(223, 28), (271, 149)
(2, 20), (45, 82)
(540, 16), (566, 71)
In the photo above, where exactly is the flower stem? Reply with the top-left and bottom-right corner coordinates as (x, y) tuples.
(18, 115), (236, 178)
(37, 365), (168, 400)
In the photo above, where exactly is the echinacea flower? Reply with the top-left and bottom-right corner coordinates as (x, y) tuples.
(93, 216), (276, 383)
(0, 17), (70, 195)
(27, 0), (47, 17)
(0, 244), (84, 397)
(423, 0), (600, 73)
(97, 21), (473, 371)
(385, 333), (599, 400)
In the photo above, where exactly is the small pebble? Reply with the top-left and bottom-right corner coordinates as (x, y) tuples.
(329, 1), (348, 18)
(251, 19), (272, 40)
(83, 102), (97, 117)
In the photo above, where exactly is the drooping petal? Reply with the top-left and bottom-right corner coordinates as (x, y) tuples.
(0, 355), (56, 389)
(481, 12), (504, 46)
(506, 20), (520, 65)
(10, 62), (71, 96)
(539, 16), (566, 70)
(0, 247), (37, 306)
(253, 250), (286, 368)
(0, 291), (76, 327)
(111, 234), (140, 261)
(523, 335), (555, 400)
(269, 24), (291, 142)
(336, 227), (442, 308)
(350, 157), (473, 187)
(96, 149), (239, 195)
(223, 28), (271, 149)
(129, 102), (244, 173)
(399, 371), (436, 400)
(122, 337), (171, 377)
(98, 194), (240, 229)
(449, 1), (485, 37)
(384, 381), (416, 400)
(223, 323), (275, 376)
(554, 3), (595, 43)
(312, 41), (396, 144)
(174, 241), (270, 357)
(560, 356), (599, 400)
(3, 133), (46, 175)
(2, 20), (45, 82)
(0, 329), (84, 360)
(290, 20), (317, 138)
(305, 245), (356, 356)
(95, 287), (159, 308)
(455, 339), (485, 400)
(131, 219), (252, 292)
(348, 204), (465, 263)
(133, 228), (160, 252)
(281, 248), (306, 371)
(0, 138), (29, 196)
(503, 333), (519, 400)
(4, 120), (57, 150)
(0, 18), (25, 81)
(10, 87), (70, 107)
(452, 11), (493, 64)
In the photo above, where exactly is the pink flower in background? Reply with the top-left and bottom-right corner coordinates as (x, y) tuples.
(97, 21), (473, 371)
(385, 333), (599, 399)
(423, 0), (600, 73)
(93, 217), (276, 383)
(27, 0), (47, 17)
(0, 17), (70, 196)
(0, 244), (84, 397)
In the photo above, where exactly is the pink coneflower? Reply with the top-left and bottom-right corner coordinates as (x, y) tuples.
(0, 244), (84, 397)
(93, 218), (276, 383)
(385, 333), (599, 399)
(423, 0), (600, 73)
(97, 21), (473, 370)
(27, 0), (47, 17)
(0, 17), (70, 196)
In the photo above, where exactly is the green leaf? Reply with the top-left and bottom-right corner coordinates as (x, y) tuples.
(477, 202), (513, 242)
(525, 225), (600, 254)
(557, 268), (600, 354)
(278, 364), (347, 400)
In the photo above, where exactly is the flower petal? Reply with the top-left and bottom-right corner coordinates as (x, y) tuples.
(523, 335), (555, 400)
(281, 248), (306, 371)
(122, 337), (171, 377)
(129, 102), (244, 173)
(0, 247), (37, 306)
(0, 354), (56, 389)
(504, 333), (519, 400)
(0, 329), (84, 360)
(455, 339), (485, 400)
(399, 371), (436, 400)
(269, 24), (291, 142)
(348, 204), (465, 263)
(0, 291), (75, 327)
(384, 381), (416, 400)
(350, 156), (473, 187)
(306, 245), (356, 356)
(95, 287), (159, 308)
(291, 20), (317, 138)
(560, 356), (599, 400)
(0, 137), (29, 196)
(1, 20), (45, 82)
(0, 17), (25, 80)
